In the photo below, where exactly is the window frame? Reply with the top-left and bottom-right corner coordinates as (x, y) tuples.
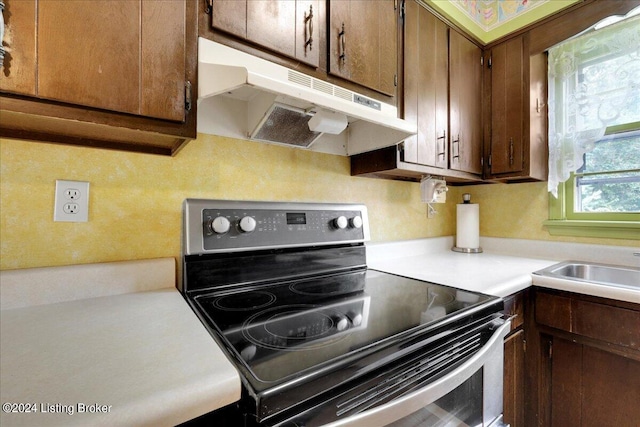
(544, 123), (640, 239)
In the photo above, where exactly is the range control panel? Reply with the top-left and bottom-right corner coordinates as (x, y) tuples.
(183, 200), (370, 254)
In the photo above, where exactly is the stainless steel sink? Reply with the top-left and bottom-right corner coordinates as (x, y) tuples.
(534, 261), (640, 290)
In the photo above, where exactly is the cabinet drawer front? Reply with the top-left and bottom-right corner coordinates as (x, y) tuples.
(574, 300), (640, 349)
(535, 291), (571, 331)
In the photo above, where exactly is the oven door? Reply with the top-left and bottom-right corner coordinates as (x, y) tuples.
(269, 319), (510, 427)
(327, 320), (510, 427)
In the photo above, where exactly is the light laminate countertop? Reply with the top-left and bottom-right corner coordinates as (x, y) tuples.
(0, 259), (241, 427)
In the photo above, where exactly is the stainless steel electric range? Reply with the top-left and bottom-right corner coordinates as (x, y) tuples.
(180, 199), (510, 427)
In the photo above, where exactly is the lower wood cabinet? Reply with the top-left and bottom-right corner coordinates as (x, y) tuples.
(526, 288), (640, 426)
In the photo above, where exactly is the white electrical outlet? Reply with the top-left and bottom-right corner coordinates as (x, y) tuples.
(54, 180), (90, 222)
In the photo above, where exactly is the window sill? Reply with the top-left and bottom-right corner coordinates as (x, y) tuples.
(543, 219), (640, 239)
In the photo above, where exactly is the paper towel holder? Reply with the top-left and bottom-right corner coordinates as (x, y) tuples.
(452, 193), (483, 253)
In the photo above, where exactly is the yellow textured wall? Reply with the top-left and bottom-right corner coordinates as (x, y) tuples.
(0, 135), (455, 270)
(2, 136), (634, 271)
(451, 182), (638, 247)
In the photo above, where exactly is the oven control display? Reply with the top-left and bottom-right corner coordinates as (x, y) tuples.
(286, 212), (306, 225)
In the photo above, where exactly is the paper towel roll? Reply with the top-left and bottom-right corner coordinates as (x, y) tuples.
(456, 203), (480, 250)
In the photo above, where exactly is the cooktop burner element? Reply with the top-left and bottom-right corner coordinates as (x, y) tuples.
(213, 291), (276, 311)
(180, 199), (504, 426)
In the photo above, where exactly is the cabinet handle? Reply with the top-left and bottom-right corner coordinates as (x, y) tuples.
(509, 138), (514, 165)
(339, 23), (346, 64)
(304, 4), (313, 51)
(452, 134), (460, 161)
(437, 130), (446, 158)
(0, 1), (5, 68)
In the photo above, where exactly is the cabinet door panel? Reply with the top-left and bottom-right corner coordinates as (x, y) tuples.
(419, 12), (447, 167)
(503, 330), (525, 427)
(491, 36), (524, 174)
(378, 0), (397, 96)
(38, 1), (140, 114)
(328, 1), (351, 82)
(349, 1), (380, 92)
(450, 31), (482, 174)
(247, 1), (296, 59)
(401, 0), (419, 163)
(402, 1), (445, 167)
(550, 337), (583, 426)
(211, 0), (247, 39)
(329, 0), (396, 96)
(141, 0), (185, 121)
(0, 0), (37, 95)
(582, 346), (640, 427)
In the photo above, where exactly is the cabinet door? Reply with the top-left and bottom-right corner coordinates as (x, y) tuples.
(36, 0), (187, 122)
(503, 330), (525, 427)
(212, 1), (319, 67)
(403, 1), (447, 168)
(548, 337), (640, 427)
(328, 0), (397, 96)
(490, 35), (524, 174)
(0, 0), (37, 95)
(211, 0), (247, 39)
(247, 1), (297, 59)
(38, 1), (141, 115)
(141, 0), (186, 121)
(450, 30), (482, 174)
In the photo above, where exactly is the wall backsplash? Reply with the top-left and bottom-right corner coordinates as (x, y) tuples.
(0, 135), (453, 270)
(1, 135), (635, 271)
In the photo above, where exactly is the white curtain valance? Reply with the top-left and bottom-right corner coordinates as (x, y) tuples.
(547, 14), (640, 197)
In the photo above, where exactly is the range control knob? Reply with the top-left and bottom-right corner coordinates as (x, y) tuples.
(333, 216), (348, 230)
(349, 216), (363, 229)
(209, 216), (231, 234)
(238, 216), (257, 233)
(349, 312), (363, 327)
(334, 315), (349, 332)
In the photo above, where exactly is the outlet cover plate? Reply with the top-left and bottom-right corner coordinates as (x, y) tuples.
(54, 180), (89, 222)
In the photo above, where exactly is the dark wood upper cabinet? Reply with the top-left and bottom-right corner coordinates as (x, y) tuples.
(210, 0), (320, 68)
(0, 0), (196, 155)
(5, 0), (186, 122)
(485, 33), (547, 181)
(328, 0), (397, 96)
(351, 1), (482, 184)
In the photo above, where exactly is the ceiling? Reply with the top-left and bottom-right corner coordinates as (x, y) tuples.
(425, 0), (581, 44)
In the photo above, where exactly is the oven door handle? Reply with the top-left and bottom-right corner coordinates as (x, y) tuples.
(324, 319), (511, 427)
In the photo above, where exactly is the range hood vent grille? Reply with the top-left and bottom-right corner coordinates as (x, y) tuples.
(251, 104), (321, 148)
(287, 69), (355, 103)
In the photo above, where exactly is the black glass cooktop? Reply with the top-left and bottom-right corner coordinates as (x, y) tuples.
(192, 268), (499, 385)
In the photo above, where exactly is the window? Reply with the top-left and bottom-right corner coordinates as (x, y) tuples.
(545, 13), (640, 239)
(572, 127), (640, 217)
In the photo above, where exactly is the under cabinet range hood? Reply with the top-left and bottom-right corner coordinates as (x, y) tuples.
(197, 38), (416, 156)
